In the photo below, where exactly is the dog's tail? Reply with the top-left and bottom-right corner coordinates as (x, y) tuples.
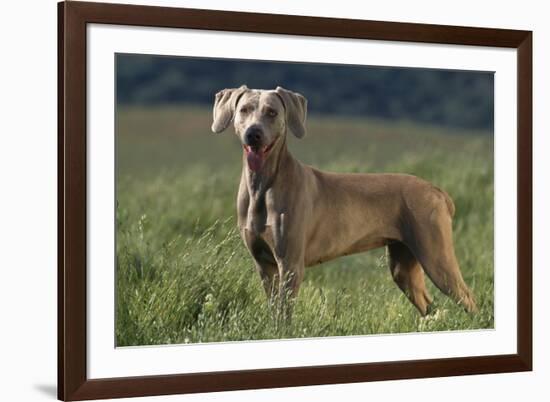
(434, 186), (456, 217)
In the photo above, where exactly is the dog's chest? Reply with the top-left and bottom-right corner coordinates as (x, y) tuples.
(240, 193), (284, 259)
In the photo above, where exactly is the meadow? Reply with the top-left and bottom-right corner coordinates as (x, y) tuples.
(115, 106), (494, 346)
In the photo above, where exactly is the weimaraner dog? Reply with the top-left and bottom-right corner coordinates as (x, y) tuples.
(211, 85), (477, 316)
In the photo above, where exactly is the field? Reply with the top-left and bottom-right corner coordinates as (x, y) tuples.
(115, 106), (494, 347)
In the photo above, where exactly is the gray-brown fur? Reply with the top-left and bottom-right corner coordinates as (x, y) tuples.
(211, 85), (477, 316)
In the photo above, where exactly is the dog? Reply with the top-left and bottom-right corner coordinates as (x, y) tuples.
(211, 85), (477, 316)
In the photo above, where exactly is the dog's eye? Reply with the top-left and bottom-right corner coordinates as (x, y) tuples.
(240, 107), (250, 114)
(267, 109), (278, 117)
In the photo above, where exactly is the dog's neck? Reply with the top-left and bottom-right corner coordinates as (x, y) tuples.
(242, 134), (294, 200)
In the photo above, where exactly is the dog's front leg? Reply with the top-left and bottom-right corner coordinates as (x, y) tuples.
(251, 253), (303, 321)
(253, 259), (280, 304)
(279, 263), (304, 303)
(273, 259), (304, 322)
(252, 256), (301, 323)
(270, 213), (305, 320)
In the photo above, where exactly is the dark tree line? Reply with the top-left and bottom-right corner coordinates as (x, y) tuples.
(116, 53), (494, 131)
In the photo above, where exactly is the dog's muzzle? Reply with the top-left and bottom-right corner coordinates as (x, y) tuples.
(243, 129), (278, 172)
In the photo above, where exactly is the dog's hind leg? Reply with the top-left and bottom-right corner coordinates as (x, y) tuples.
(388, 242), (433, 316)
(409, 203), (477, 313)
(416, 250), (477, 313)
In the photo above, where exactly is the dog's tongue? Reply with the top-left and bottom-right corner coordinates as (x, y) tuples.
(247, 150), (264, 172)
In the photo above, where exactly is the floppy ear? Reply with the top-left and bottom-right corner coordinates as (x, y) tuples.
(275, 86), (307, 138)
(211, 85), (248, 133)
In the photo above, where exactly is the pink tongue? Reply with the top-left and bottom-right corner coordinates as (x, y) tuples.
(247, 151), (263, 172)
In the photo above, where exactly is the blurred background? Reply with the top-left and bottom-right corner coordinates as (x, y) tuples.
(115, 54), (494, 346)
(117, 54), (494, 130)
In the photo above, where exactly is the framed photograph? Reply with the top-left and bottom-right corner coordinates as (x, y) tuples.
(58, 1), (532, 400)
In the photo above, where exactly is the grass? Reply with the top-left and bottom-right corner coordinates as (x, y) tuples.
(115, 105), (494, 346)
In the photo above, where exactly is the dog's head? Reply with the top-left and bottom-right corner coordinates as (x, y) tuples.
(211, 85), (307, 172)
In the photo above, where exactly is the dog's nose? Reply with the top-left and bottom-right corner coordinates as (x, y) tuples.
(244, 127), (263, 146)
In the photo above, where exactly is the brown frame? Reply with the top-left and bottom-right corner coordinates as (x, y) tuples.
(58, 1), (532, 400)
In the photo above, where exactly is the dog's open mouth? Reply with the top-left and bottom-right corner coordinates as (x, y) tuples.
(244, 137), (278, 172)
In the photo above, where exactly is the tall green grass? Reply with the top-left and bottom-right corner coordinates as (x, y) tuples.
(116, 106), (494, 346)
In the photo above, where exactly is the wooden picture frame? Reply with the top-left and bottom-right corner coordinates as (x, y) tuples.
(58, 1), (532, 400)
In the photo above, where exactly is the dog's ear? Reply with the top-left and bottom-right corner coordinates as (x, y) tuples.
(275, 86), (307, 138)
(211, 85), (249, 133)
